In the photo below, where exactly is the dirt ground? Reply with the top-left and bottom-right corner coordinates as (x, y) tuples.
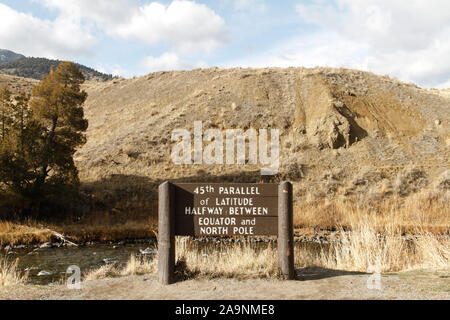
(2, 268), (449, 300)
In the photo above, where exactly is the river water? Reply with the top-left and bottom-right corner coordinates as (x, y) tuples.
(4, 242), (156, 285)
(3, 240), (328, 285)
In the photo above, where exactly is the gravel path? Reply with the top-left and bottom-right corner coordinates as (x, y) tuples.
(1, 269), (448, 300)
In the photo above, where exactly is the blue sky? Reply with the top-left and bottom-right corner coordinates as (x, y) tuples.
(0, 0), (449, 88)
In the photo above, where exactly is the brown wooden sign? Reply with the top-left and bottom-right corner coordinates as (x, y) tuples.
(174, 183), (278, 236)
(158, 181), (294, 285)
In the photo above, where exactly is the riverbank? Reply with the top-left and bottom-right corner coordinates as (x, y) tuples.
(0, 219), (157, 247)
(2, 225), (448, 287)
(1, 191), (448, 247)
(1, 191), (448, 291)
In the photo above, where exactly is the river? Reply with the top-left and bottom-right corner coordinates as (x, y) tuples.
(3, 240), (328, 285)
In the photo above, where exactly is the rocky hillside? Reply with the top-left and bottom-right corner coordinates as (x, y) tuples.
(2, 68), (449, 212)
(0, 74), (38, 94)
(75, 68), (449, 206)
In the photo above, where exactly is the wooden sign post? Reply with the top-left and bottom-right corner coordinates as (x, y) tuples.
(158, 181), (294, 284)
(278, 181), (294, 280)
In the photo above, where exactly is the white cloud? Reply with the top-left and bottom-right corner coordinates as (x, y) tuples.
(142, 52), (181, 71)
(142, 52), (208, 72)
(116, 1), (228, 54)
(35, 0), (229, 55)
(223, 32), (370, 69)
(0, 3), (96, 59)
(293, 0), (450, 88)
(226, 0), (450, 88)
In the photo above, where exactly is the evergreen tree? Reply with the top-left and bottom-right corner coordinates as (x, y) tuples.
(0, 62), (88, 214)
(29, 62), (88, 195)
(12, 92), (31, 154)
(0, 84), (12, 141)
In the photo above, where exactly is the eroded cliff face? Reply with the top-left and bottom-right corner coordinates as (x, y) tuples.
(73, 67), (448, 205)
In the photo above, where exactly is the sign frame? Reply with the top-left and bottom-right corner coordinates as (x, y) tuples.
(157, 181), (294, 284)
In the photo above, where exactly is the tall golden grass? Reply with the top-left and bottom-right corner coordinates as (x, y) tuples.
(1, 191), (447, 246)
(0, 217), (157, 246)
(83, 224), (448, 282)
(79, 191), (448, 281)
(294, 191), (449, 233)
(120, 255), (156, 276)
(84, 255), (156, 281)
(0, 256), (28, 286)
(175, 237), (280, 278)
(56, 218), (157, 243)
(1, 190), (448, 284)
(0, 220), (54, 246)
(317, 219), (448, 273)
(174, 232), (448, 278)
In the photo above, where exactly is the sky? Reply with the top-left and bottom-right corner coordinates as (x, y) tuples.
(0, 0), (449, 88)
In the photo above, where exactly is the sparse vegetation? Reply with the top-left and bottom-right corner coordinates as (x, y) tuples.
(173, 225), (448, 278)
(0, 191), (447, 246)
(294, 190), (449, 233)
(175, 237), (279, 279)
(0, 256), (28, 286)
(82, 218), (448, 282)
(84, 255), (156, 281)
(0, 220), (54, 246)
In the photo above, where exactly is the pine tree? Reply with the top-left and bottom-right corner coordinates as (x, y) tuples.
(0, 62), (89, 215)
(0, 84), (12, 142)
(12, 92), (31, 154)
(29, 61), (88, 194)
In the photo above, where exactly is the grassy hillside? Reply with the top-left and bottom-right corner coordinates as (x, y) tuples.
(2, 67), (448, 212)
(78, 67), (449, 188)
(0, 68), (448, 244)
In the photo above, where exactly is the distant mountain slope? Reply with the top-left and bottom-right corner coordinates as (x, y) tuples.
(0, 49), (25, 64)
(0, 51), (113, 81)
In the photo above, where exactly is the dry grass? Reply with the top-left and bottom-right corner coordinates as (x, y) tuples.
(174, 233), (448, 278)
(294, 193), (449, 273)
(119, 255), (156, 276)
(294, 191), (449, 234)
(414, 233), (450, 270)
(0, 191), (446, 246)
(0, 217), (157, 246)
(0, 220), (54, 246)
(83, 264), (117, 281)
(83, 218), (448, 282)
(319, 220), (411, 272)
(175, 237), (280, 279)
(84, 255), (156, 281)
(0, 256), (28, 286)
(319, 223), (449, 273)
(175, 194), (448, 276)
(55, 219), (157, 243)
